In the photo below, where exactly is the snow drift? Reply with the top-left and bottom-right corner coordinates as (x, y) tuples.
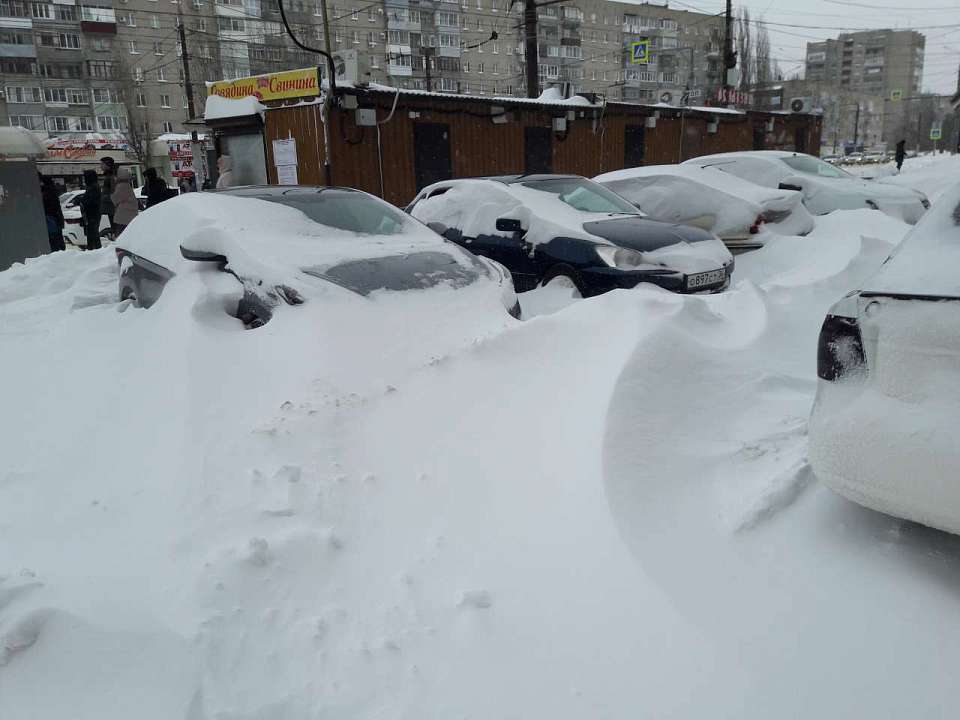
(4, 160), (960, 718)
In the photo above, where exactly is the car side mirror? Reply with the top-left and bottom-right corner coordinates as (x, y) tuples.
(778, 182), (803, 192)
(496, 217), (523, 233)
(180, 246), (227, 263)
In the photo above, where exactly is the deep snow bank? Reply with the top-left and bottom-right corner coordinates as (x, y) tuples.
(3, 202), (960, 718)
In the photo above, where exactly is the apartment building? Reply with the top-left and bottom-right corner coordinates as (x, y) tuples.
(3, 0), (731, 143)
(805, 29), (925, 143)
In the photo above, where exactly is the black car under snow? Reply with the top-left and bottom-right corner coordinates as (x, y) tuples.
(406, 175), (734, 297)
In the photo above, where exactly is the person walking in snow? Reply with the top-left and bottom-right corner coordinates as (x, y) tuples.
(895, 139), (906, 173)
(80, 169), (102, 250)
(110, 166), (139, 236)
(100, 156), (117, 232)
(143, 167), (172, 208)
(39, 174), (65, 252)
(216, 154), (234, 189)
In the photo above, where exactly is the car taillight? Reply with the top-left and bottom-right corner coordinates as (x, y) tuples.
(817, 314), (866, 381)
(749, 215), (765, 234)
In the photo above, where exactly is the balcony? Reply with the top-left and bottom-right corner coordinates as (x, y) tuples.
(0, 42), (36, 57)
(81, 6), (117, 33)
(560, 8), (582, 27)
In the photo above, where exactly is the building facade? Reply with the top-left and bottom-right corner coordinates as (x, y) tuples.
(3, 0), (732, 144)
(753, 78), (885, 152)
(805, 29), (925, 144)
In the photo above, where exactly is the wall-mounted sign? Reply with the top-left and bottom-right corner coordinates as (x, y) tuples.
(207, 67), (320, 102)
(890, 89), (903, 101)
(630, 39), (649, 65)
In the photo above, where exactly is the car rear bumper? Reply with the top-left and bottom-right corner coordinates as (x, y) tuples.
(809, 381), (960, 534)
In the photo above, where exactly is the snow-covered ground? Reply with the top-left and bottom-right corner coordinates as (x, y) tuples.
(3, 154), (960, 719)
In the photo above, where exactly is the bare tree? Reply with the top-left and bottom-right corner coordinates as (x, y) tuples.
(736, 8), (753, 91)
(114, 55), (151, 165)
(755, 20), (772, 86)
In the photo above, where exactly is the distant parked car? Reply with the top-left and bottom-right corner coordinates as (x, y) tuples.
(59, 189), (112, 247)
(594, 164), (814, 253)
(406, 174), (734, 297)
(115, 185), (520, 326)
(822, 155), (840, 165)
(684, 151), (930, 224)
(809, 181), (960, 535)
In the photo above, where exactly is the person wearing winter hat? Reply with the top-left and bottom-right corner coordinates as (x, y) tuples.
(216, 154), (234, 189)
(110, 166), (139, 236)
(100, 156), (117, 231)
(80, 169), (103, 250)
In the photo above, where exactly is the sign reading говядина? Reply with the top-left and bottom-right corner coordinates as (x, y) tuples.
(207, 67), (320, 102)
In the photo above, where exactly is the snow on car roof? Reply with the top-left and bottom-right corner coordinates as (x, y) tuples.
(118, 189), (451, 290)
(595, 164), (792, 204)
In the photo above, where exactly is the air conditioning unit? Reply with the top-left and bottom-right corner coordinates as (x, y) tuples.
(789, 96), (813, 113)
(333, 48), (370, 86)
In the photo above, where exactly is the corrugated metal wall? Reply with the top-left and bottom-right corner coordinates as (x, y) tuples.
(263, 95), (822, 207)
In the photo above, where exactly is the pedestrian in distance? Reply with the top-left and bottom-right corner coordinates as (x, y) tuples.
(110, 166), (139, 237)
(895, 139), (906, 173)
(216, 154), (234, 189)
(100, 156), (117, 232)
(80, 169), (103, 250)
(143, 167), (173, 208)
(39, 174), (65, 252)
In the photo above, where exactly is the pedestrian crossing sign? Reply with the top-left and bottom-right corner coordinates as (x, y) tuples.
(630, 40), (649, 65)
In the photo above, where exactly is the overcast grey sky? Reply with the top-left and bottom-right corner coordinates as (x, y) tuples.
(652, 0), (960, 95)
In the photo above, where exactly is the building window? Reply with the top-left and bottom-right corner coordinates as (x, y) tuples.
(44, 87), (68, 104)
(352, 30), (359, 43)
(370, 54), (379, 67)
(97, 115), (121, 130)
(134, 67), (144, 81)
(156, 67), (166, 81)
(367, 6), (375, 20)
(136, 91), (146, 106)
(0, 0), (29, 16)
(9, 115), (44, 130)
(436, 11), (456, 26)
(4, 86), (42, 103)
(67, 88), (86, 104)
(126, 11), (136, 25)
(477, 62), (483, 73)
(48, 116), (70, 131)
(160, 93), (170, 107)
(162, 120), (174, 133)
(30, 2), (51, 18)
(128, 40), (139, 54)
(88, 61), (115, 78)
(153, 41), (163, 54)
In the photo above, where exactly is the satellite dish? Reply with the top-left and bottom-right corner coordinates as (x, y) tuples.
(660, 91), (673, 103)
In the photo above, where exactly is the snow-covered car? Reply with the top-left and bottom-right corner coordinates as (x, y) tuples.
(684, 151), (930, 223)
(114, 185), (520, 325)
(809, 181), (960, 535)
(594, 164), (815, 253)
(59, 189), (112, 246)
(406, 175), (734, 297)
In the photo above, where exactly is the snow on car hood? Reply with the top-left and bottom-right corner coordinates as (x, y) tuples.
(582, 216), (731, 273)
(118, 192), (464, 293)
(596, 165), (808, 239)
(862, 180), (960, 298)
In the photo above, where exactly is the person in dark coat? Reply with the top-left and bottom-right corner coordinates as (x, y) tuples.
(100, 156), (117, 231)
(895, 139), (906, 172)
(143, 167), (172, 208)
(39, 174), (66, 252)
(80, 169), (103, 250)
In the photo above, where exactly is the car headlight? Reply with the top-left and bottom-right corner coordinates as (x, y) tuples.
(595, 245), (647, 270)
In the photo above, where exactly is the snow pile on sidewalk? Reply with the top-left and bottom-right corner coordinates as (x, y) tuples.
(3, 200), (960, 718)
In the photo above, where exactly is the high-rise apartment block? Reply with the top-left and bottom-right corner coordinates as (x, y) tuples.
(805, 29), (925, 143)
(2, 0), (728, 145)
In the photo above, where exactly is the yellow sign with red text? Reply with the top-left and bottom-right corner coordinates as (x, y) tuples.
(207, 67), (319, 102)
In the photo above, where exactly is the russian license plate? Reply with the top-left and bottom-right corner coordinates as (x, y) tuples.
(686, 269), (726, 290)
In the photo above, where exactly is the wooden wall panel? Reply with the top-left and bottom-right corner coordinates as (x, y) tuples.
(263, 98), (822, 207)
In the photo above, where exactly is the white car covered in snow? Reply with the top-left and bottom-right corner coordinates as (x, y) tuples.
(594, 164), (815, 253)
(115, 185), (520, 325)
(684, 151), (930, 224)
(59, 189), (112, 247)
(407, 174), (734, 296)
(809, 181), (960, 534)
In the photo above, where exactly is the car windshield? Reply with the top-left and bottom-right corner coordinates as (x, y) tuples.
(780, 155), (851, 179)
(235, 189), (413, 235)
(520, 178), (640, 214)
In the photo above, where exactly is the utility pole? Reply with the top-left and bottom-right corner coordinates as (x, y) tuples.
(853, 102), (860, 147)
(722, 0), (735, 100)
(421, 46), (435, 92)
(320, 0), (332, 59)
(524, 0), (538, 98)
(177, 12), (203, 188)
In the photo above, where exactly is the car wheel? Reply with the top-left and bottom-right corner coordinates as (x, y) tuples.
(540, 266), (584, 299)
